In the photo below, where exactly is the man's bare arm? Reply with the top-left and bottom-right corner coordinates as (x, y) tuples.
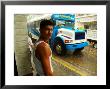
(38, 43), (53, 76)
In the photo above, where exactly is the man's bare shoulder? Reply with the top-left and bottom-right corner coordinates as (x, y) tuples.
(36, 42), (49, 51)
(36, 42), (51, 57)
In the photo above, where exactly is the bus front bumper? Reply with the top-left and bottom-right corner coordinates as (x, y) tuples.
(66, 42), (89, 51)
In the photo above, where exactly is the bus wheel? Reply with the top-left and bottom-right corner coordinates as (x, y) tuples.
(54, 39), (66, 56)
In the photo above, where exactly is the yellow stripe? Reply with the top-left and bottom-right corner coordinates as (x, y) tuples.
(52, 56), (89, 76)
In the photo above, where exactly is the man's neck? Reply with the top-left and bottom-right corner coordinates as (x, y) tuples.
(39, 37), (48, 43)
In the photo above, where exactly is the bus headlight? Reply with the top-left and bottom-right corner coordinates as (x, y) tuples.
(64, 40), (73, 43)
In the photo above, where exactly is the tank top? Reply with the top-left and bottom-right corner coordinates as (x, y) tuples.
(33, 41), (53, 76)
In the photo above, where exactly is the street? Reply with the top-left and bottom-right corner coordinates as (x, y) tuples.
(52, 44), (97, 76)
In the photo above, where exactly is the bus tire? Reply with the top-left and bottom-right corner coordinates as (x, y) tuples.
(53, 38), (66, 56)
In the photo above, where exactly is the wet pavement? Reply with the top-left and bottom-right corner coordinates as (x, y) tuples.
(52, 59), (80, 76)
(52, 45), (97, 76)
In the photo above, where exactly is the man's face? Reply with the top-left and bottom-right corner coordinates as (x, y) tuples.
(41, 25), (53, 40)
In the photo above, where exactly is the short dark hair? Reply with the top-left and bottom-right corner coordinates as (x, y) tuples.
(40, 19), (54, 30)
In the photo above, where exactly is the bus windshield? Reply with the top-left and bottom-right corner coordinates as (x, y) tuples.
(55, 20), (74, 28)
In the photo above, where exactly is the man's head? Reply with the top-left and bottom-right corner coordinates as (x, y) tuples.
(39, 19), (54, 40)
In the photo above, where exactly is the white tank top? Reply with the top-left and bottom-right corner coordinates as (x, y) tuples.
(33, 41), (53, 76)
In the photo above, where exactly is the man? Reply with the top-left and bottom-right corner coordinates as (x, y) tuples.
(28, 33), (34, 52)
(28, 33), (37, 75)
(34, 19), (54, 76)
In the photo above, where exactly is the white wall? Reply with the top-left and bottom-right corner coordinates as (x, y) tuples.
(14, 15), (32, 75)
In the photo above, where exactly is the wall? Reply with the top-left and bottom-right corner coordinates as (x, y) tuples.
(14, 15), (32, 76)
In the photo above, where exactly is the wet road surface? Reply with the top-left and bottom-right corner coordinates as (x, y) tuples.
(52, 45), (97, 76)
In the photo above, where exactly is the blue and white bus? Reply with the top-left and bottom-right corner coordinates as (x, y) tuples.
(50, 14), (89, 55)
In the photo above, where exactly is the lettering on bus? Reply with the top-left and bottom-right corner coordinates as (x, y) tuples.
(59, 15), (71, 19)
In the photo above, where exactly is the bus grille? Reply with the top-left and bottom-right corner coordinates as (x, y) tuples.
(75, 32), (85, 40)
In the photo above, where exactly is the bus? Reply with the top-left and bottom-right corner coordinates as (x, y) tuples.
(50, 14), (89, 55)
